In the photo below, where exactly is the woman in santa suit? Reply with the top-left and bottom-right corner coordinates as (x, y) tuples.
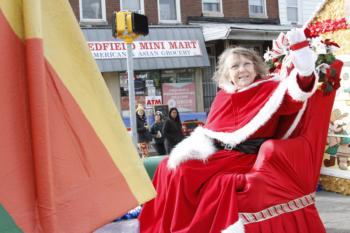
(139, 28), (319, 233)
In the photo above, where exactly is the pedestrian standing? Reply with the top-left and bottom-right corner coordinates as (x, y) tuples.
(136, 104), (152, 158)
(162, 107), (184, 154)
(150, 111), (166, 155)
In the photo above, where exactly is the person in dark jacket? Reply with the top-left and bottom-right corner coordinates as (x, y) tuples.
(162, 107), (184, 154)
(150, 111), (166, 155)
(136, 104), (152, 158)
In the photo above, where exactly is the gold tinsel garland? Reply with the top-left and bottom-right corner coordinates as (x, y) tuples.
(320, 175), (350, 195)
(312, 0), (345, 22)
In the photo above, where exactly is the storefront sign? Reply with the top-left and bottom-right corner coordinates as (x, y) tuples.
(162, 83), (196, 112)
(87, 40), (202, 59)
(145, 80), (154, 87)
(147, 86), (156, 96)
(145, 96), (162, 109)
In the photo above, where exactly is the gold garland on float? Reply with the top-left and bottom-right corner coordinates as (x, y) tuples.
(320, 175), (350, 195)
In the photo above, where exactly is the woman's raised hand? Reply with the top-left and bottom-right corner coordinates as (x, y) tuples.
(286, 28), (316, 76)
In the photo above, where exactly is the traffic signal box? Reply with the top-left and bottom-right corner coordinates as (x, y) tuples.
(112, 11), (149, 43)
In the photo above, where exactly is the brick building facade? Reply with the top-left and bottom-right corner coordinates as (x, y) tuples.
(69, 0), (280, 26)
(67, 0), (294, 118)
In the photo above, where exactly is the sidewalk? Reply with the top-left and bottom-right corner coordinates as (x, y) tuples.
(316, 191), (350, 233)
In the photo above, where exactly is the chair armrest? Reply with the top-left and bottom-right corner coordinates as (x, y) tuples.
(143, 156), (167, 179)
(237, 137), (314, 211)
(252, 137), (312, 173)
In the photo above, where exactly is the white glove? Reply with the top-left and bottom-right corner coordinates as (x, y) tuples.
(286, 28), (316, 76)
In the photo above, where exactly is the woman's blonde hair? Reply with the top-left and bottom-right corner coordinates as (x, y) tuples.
(213, 47), (268, 88)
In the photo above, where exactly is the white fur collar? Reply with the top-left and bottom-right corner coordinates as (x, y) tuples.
(219, 81), (237, 93)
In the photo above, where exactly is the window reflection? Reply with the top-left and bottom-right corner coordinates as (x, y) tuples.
(159, 0), (177, 21)
(82, 0), (102, 19)
(121, 0), (141, 12)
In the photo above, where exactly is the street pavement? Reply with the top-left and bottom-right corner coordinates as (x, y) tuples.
(316, 191), (350, 233)
(95, 190), (350, 233)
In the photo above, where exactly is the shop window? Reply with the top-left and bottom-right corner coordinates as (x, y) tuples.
(202, 0), (223, 17)
(120, 71), (162, 115)
(248, 0), (266, 17)
(161, 69), (196, 112)
(203, 44), (217, 113)
(79, 0), (106, 23)
(120, 0), (144, 14)
(160, 69), (195, 83)
(287, 0), (298, 23)
(120, 72), (162, 97)
(120, 69), (196, 115)
(158, 0), (181, 23)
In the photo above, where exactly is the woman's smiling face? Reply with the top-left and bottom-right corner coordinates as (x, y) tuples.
(228, 54), (257, 89)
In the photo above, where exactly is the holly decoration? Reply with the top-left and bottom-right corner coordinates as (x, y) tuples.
(317, 54), (340, 94)
(264, 21), (345, 95)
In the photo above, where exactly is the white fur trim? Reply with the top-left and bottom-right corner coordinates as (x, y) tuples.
(287, 70), (318, 102)
(220, 81), (237, 94)
(222, 218), (245, 233)
(282, 100), (308, 139)
(167, 127), (217, 169)
(201, 79), (288, 146)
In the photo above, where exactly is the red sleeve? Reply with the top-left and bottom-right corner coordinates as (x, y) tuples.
(296, 74), (315, 92)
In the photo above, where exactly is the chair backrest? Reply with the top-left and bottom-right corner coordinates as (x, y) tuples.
(241, 88), (337, 212)
(291, 90), (336, 186)
(292, 59), (343, 187)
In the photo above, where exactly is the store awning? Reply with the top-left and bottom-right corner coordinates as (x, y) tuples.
(82, 26), (210, 72)
(192, 22), (295, 41)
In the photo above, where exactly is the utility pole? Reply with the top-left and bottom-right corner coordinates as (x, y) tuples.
(112, 11), (149, 146)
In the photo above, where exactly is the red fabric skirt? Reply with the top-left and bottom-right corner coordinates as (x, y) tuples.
(139, 150), (255, 233)
(243, 205), (325, 233)
(139, 148), (326, 233)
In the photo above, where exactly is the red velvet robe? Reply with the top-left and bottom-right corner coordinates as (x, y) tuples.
(139, 73), (317, 233)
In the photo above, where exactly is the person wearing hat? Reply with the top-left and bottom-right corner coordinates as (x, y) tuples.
(136, 104), (152, 158)
(150, 111), (166, 155)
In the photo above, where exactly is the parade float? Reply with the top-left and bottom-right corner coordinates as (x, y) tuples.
(306, 0), (350, 195)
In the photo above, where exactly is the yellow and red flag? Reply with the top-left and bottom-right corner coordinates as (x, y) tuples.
(0, 0), (155, 232)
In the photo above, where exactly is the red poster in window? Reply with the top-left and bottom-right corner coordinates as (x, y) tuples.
(162, 83), (196, 112)
(121, 96), (145, 111)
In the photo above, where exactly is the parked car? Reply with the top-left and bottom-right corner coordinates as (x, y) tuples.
(182, 120), (204, 137)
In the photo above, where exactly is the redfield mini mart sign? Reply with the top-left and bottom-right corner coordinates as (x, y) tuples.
(87, 40), (202, 59)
